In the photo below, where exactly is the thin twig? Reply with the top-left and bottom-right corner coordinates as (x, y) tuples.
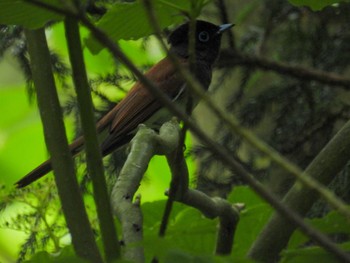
(217, 50), (350, 88)
(215, 0), (235, 49)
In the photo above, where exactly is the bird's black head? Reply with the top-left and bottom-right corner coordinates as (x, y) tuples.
(168, 20), (233, 65)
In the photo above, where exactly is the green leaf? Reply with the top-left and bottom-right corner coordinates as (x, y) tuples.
(142, 204), (217, 261)
(288, 209), (350, 249)
(166, 207), (217, 253)
(142, 200), (185, 228)
(288, 0), (349, 11)
(85, 0), (192, 54)
(227, 186), (269, 207)
(164, 250), (213, 263)
(24, 246), (87, 263)
(235, 0), (260, 24)
(164, 250), (253, 263)
(0, 0), (63, 29)
(214, 254), (254, 263)
(228, 186), (273, 257)
(281, 241), (350, 263)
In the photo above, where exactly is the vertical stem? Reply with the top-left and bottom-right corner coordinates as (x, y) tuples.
(216, 0), (235, 49)
(25, 28), (103, 263)
(64, 17), (120, 262)
(249, 119), (350, 262)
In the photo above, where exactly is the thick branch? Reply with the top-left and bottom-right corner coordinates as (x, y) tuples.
(111, 120), (180, 263)
(24, 28), (102, 263)
(249, 119), (350, 262)
(166, 151), (240, 255)
(64, 17), (120, 262)
(217, 50), (350, 88)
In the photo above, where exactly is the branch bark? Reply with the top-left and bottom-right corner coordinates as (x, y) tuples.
(25, 28), (103, 263)
(215, 0), (235, 49)
(112, 119), (239, 257)
(166, 150), (240, 255)
(217, 50), (350, 88)
(249, 119), (350, 262)
(111, 120), (180, 263)
(64, 16), (120, 262)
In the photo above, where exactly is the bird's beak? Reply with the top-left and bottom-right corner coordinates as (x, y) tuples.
(217, 23), (234, 34)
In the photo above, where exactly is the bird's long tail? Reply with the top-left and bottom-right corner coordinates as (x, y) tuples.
(15, 98), (121, 188)
(15, 159), (53, 188)
(15, 136), (85, 188)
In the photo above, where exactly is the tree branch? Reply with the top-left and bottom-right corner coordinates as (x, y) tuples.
(166, 150), (240, 255)
(215, 0), (235, 49)
(217, 50), (350, 88)
(112, 119), (240, 256)
(111, 120), (180, 263)
(249, 118), (350, 262)
(24, 27), (103, 263)
(64, 16), (120, 262)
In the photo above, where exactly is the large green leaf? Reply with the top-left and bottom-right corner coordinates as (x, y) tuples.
(288, 0), (350, 11)
(142, 203), (218, 261)
(163, 250), (213, 263)
(281, 241), (350, 263)
(227, 186), (273, 257)
(0, 0), (63, 29)
(24, 246), (87, 263)
(85, 0), (198, 54)
(288, 209), (350, 249)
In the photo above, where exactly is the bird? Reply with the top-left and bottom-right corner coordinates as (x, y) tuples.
(15, 20), (233, 188)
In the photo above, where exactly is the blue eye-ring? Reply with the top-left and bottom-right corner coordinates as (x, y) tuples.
(198, 31), (210, 42)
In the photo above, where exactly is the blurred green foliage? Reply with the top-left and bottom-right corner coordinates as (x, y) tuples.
(288, 0), (350, 11)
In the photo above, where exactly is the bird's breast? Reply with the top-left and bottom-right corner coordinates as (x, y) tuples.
(143, 84), (199, 131)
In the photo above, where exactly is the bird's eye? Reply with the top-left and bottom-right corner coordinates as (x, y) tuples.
(198, 31), (210, 42)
